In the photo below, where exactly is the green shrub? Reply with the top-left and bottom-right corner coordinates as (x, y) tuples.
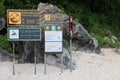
(0, 0), (5, 16)
(0, 34), (12, 53)
(92, 34), (120, 48)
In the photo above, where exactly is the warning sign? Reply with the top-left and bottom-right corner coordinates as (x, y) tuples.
(44, 14), (50, 21)
(8, 12), (21, 25)
(7, 9), (40, 26)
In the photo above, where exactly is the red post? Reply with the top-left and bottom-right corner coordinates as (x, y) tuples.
(68, 16), (73, 40)
(68, 16), (73, 72)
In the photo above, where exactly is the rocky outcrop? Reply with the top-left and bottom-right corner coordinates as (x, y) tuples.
(37, 3), (100, 53)
(12, 3), (100, 69)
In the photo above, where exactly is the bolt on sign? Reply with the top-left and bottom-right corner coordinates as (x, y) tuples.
(7, 9), (40, 26)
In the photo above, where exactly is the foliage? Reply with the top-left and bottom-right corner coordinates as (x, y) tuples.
(0, 34), (12, 53)
(0, 0), (5, 16)
(92, 34), (120, 48)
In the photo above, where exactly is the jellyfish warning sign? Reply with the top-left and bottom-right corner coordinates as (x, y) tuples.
(8, 12), (21, 25)
(7, 9), (40, 26)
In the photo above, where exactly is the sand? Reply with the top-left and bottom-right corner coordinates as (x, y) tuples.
(0, 48), (120, 80)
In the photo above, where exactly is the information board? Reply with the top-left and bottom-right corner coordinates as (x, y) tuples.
(45, 42), (62, 52)
(44, 14), (63, 53)
(7, 9), (40, 26)
(8, 28), (41, 41)
(45, 31), (62, 41)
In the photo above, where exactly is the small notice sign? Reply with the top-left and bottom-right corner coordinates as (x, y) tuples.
(44, 14), (50, 21)
(45, 42), (62, 52)
(43, 14), (62, 24)
(45, 31), (62, 41)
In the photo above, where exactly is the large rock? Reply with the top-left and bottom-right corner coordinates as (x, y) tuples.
(63, 21), (100, 53)
(13, 3), (100, 69)
(37, 3), (100, 53)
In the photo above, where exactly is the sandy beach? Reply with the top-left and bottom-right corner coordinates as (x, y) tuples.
(0, 48), (120, 80)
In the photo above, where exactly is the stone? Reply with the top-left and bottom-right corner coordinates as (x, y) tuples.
(111, 35), (118, 43)
(46, 54), (57, 65)
(104, 35), (119, 43)
(56, 48), (76, 69)
(0, 17), (5, 31)
(115, 49), (120, 55)
(104, 36), (111, 41)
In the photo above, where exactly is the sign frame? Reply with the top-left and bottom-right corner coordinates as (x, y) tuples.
(7, 27), (41, 41)
(7, 9), (40, 26)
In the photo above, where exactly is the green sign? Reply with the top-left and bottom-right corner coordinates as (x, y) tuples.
(8, 28), (41, 41)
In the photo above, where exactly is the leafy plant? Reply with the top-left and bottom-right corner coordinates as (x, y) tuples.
(0, 0), (5, 16)
(92, 34), (120, 48)
(0, 34), (12, 53)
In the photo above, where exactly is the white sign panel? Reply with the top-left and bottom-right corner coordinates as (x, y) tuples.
(45, 31), (62, 41)
(45, 42), (62, 52)
(9, 29), (19, 39)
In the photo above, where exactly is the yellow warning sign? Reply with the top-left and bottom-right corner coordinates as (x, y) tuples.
(44, 14), (50, 21)
(9, 12), (21, 24)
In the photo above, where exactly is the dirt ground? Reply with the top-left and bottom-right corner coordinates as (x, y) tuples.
(0, 48), (120, 80)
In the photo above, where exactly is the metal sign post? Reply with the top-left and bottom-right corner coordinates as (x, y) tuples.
(70, 37), (73, 72)
(68, 16), (73, 72)
(34, 42), (37, 75)
(12, 41), (15, 75)
(61, 54), (63, 73)
(44, 53), (47, 75)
